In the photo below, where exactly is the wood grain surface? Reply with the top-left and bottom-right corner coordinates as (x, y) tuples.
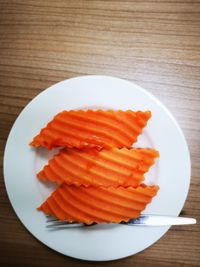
(0, 1), (200, 266)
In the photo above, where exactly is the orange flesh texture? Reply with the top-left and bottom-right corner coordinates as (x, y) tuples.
(30, 110), (151, 149)
(38, 184), (159, 224)
(37, 147), (159, 187)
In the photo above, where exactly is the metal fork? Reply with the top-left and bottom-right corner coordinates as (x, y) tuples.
(46, 215), (196, 229)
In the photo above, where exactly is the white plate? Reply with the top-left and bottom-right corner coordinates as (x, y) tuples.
(4, 75), (191, 261)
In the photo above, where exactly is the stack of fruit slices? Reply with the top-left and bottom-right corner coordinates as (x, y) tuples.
(30, 110), (159, 224)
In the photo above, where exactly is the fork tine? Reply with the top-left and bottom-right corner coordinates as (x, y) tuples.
(46, 215), (69, 223)
(45, 215), (99, 229)
(45, 215), (84, 228)
(46, 215), (58, 222)
(46, 222), (84, 228)
(48, 220), (76, 225)
(46, 217), (59, 223)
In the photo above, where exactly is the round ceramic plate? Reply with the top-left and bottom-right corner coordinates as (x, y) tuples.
(4, 75), (191, 261)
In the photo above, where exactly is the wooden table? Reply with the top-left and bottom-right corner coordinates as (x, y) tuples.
(0, 1), (200, 266)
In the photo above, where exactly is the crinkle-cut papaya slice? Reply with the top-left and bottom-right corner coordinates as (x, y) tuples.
(38, 184), (159, 224)
(37, 147), (159, 187)
(30, 110), (151, 149)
